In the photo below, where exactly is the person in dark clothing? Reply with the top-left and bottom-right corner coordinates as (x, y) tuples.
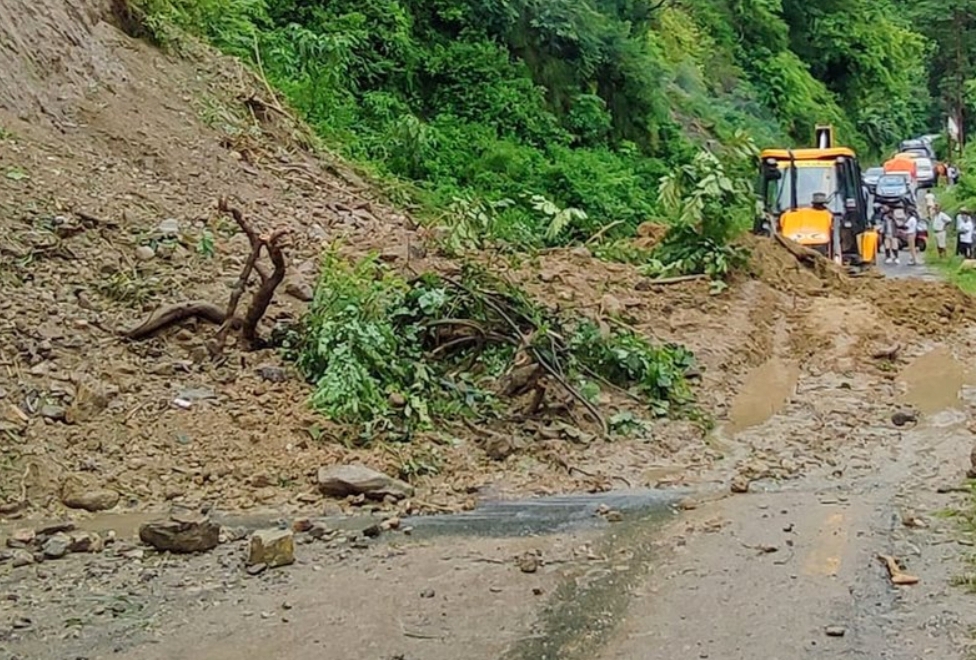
(839, 198), (861, 263)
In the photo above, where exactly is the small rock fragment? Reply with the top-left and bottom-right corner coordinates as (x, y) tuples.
(135, 245), (155, 261)
(825, 626), (846, 637)
(380, 517), (401, 531)
(138, 514), (220, 553)
(8, 529), (34, 547)
(420, 589), (435, 599)
(248, 529), (295, 568)
(308, 523), (330, 540)
(42, 533), (72, 559)
(317, 464), (414, 500)
(256, 365), (288, 383)
(38, 404), (67, 421)
(10, 550), (33, 568)
(731, 476), (751, 494)
(35, 521), (75, 536)
(246, 562), (267, 576)
(291, 518), (312, 533)
(362, 524), (381, 539)
(61, 485), (120, 512)
(604, 510), (623, 523)
(69, 532), (103, 554)
(157, 218), (180, 235)
(517, 551), (541, 574)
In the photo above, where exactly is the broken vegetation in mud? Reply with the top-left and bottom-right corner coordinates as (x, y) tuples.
(283, 252), (698, 447)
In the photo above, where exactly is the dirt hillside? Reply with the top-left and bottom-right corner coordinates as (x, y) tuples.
(1, 0), (973, 524)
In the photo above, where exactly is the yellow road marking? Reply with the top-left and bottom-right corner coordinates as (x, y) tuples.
(801, 512), (848, 577)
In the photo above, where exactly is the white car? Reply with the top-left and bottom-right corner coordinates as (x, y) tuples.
(915, 157), (936, 188)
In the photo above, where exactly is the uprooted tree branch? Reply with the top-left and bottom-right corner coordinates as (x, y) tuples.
(123, 198), (291, 352)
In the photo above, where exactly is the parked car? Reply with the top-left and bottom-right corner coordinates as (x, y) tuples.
(863, 166), (885, 193)
(874, 174), (916, 207)
(899, 138), (936, 160)
(915, 157), (936, 188)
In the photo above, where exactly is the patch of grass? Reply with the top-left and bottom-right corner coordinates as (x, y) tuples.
(924, 246), (976, 295)
(93, 270), (160, 306)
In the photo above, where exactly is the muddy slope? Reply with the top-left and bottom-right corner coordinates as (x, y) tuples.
(1, 0), (974, 523)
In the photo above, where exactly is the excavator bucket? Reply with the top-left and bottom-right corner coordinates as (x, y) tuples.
(778, 207), (834, 253)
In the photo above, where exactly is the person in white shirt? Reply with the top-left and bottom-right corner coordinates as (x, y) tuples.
(959, 212), (974, 259)
(957, 207), (973, 256)
(905, 211), (919, 265)
(931, 203), (952, 258)
(924, 190), (937, 219)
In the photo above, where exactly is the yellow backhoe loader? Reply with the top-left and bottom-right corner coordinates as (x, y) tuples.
(753, 145), (878, 269)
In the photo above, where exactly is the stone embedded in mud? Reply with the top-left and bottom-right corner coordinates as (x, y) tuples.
(42, 533), (72, 559)
(61, 487), (120, 512)
(135, 245), (155, 261)
(157, 218), (180, 235)
(8, 529), (34, 548)
(10, 550), (33, 568)
(247, 529), (295, 568)
(730, 475), (751, 494)
(138, 514), (220, 553)
(61, 474), (120, 512)
(38, 404), (67, 421)
(256, 365), (288, 383)
(68, 531), (103, 554)
(317, 464), (414, 501)
(35, 521), (75, 537)
(517, 551), (541, 574)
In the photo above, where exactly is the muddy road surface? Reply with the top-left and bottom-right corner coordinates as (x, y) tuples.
(3, 303), (976, 660)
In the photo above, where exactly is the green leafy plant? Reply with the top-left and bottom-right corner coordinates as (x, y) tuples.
(196, 229), (216, 258)
(292, 252), (697, 441)
(650, 145), (753, 281)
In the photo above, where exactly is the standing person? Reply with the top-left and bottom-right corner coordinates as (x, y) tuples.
(957, 206), (973, 256)
(905, 208), (919, 265)
(959, 211), (974, 259)
(924, 189), (937, 219)
(949, 164), (960, 187)
(883, 206), (899, 264)
(931, 203), (952, 259)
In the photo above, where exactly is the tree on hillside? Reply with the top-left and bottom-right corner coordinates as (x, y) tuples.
(899, 0), (976, 146)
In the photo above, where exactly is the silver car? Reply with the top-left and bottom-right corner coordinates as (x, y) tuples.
(915, 157), (936, 188)
(863, 166), (885, 193)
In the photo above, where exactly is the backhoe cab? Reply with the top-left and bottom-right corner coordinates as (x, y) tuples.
(754, 147), (878, 269)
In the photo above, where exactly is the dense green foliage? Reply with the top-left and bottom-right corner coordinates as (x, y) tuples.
(130, 0), (937, 248)
(288, 253), (694, 440)
(894, 0), (976, 148)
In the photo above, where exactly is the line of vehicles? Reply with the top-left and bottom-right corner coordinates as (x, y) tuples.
(753, 130), (939, 267)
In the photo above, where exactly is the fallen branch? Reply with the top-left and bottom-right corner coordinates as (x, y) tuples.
(122, 198), (290, 352)
(123, 301), (226, 340)
(645, 274), (709, 285)
(877, 554), (919, 585)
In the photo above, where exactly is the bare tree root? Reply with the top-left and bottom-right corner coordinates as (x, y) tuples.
(123, 301), (226, 340)
(122, 198), (291, 352)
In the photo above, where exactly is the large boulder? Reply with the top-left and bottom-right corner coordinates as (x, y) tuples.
(138, 513), (220, 553)
(317, 464), (414, 500)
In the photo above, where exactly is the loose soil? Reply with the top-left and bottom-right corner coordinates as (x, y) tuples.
(3, 2), (976, 658)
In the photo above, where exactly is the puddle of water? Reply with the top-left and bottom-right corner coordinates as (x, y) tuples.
(898, 346), (974, 415)
(407, 490), (682, 539)
(726, 358), (800, 434)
